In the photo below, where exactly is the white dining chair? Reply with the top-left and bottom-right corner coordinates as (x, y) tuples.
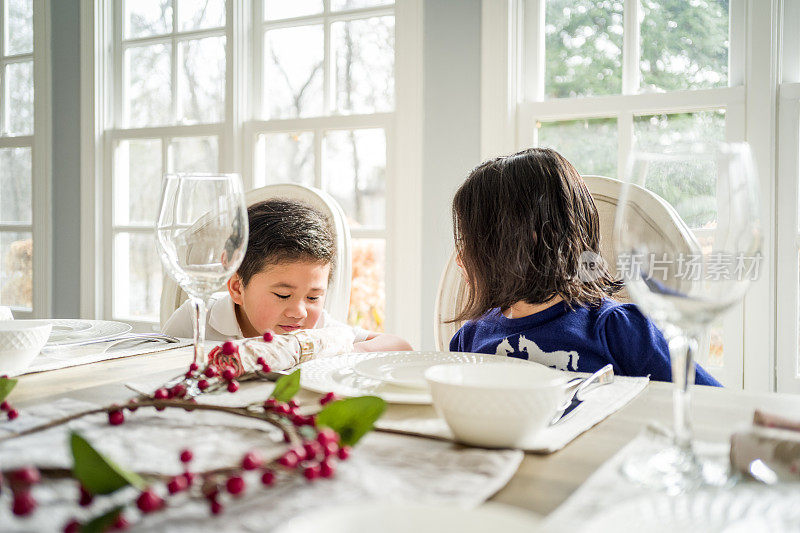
(433, 175), (700, 351)
(159, 183), (352, 328)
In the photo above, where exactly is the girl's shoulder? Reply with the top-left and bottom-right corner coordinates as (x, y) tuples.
(590, 298), (652, 332)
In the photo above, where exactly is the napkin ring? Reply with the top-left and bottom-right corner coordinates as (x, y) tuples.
(291, 330), (317, 361)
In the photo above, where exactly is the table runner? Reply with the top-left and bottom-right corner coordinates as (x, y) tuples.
(374, 375), (649, 453)
(0, 394), (524, 532)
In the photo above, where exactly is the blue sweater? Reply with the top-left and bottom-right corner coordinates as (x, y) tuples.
(449, 299), (721, 386)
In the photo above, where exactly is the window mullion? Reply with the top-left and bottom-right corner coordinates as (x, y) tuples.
(314, 127), (323, 189)
(617, 112), (632, 180)
(113, 0), (124, 128)
(622, 0), (640, 95)
(323, 20), (332, 115)
(170, 1), (178, 124)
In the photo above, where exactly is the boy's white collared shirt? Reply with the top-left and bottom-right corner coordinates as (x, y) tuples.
(162, 291), (369, 342)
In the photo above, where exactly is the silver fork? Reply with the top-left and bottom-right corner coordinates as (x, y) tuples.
(549, 364), (615, 425)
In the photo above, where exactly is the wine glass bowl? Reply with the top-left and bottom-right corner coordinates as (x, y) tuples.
(614, 141), (761, 492)
(156, 173), (248, 364)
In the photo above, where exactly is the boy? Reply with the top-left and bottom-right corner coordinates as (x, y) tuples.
(163, 199), (411, 360)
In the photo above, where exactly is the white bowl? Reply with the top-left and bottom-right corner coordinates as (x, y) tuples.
(0, 320), (52, 376)
(425, 362), (570, 448)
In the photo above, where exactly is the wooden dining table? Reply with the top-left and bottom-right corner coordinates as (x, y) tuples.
(9, 345), (800, 519)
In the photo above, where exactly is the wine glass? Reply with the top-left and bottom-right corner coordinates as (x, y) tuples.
(156, 173), (248, 365)
(614, 141), (761, 492)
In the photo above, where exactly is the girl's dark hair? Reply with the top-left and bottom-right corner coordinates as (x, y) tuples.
(238, 198), (335, 286)
(451, 147), (623, 322)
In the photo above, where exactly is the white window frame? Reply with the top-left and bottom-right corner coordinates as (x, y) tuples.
(0, 0), (51, 319)
(482, 0), (779, 391)
(81, 0), (423, 345)
(776, 0), (800, 393)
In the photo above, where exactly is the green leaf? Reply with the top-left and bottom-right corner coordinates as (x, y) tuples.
(315, 396), (386, 446)
(0, 377), (17, 403)
(270, 369), (301, 402)
(80, 506), (123, 533)
(70, 432), (145, 495)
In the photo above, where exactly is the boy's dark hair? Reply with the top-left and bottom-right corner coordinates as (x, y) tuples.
(238, 198), (336, 286)
(451, 147), (623, 322)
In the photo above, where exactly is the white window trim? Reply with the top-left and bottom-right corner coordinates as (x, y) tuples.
(0, 0), (51, 319)
(482, 0), (778, 391)
(80, 0), (423, 345)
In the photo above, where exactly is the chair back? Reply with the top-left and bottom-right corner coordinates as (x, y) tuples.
(433, 175), (699, 351)
(159, 183), (351, 327)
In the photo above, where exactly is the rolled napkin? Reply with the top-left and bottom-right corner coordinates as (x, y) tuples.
(730, 409), (800, 482)
(207, 326), (357, 375)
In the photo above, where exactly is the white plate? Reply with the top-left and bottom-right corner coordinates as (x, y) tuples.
(353, 351), (520, 389)
(300, 351), (533, 404)
(274, 502), (541, 533)
(582, 484), (800, 533)
(43, 319), (132, 346)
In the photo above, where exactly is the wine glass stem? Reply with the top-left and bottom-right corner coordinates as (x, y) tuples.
(190, 296), (207, 365)
(669, 332), (699, 454)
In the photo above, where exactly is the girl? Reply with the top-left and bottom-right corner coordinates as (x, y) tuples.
(448, 147), (720, 386)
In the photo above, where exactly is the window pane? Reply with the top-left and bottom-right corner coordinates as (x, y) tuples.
(115, 139), (162, 225)
(633, 110), (725, 228)
(6, 61), (33, 135)
(5, 0), (33, 55)
(0, 147), (31, 224)
(0, 232), (32, 310)
(125, 43), (172, 127)
(263, 25), (323, 119)
(178, 37), (225, 124)
(264, 0), (322, 20)
(332, 0), (393, 10)
(257, 132), (314, 187)
(168, 136), (219, 173)
(545, 0), (623, 98)
(124, 0), (172, 39)
(537, 117), (617, 177)
(114, 232), (161, 321)
(332, 16), (395, 114)
(323, 128), (386, 228)
(349, 238), (385, 332)
(177, 0), (225, 31)
(640, 0), (728, 92)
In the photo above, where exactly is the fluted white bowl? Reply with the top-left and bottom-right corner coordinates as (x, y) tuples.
(0, 320), (52, 376)
(425, 362), (570, 448)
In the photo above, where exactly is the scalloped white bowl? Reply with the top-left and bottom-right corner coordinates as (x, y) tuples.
(425, 362), (570, 448)
(0, 320), (52, 376)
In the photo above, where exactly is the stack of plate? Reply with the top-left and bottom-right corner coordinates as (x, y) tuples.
(43, 319), (132, 348)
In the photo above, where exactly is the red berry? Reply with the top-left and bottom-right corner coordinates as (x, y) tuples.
(189, 363), (199, 372)
(79, 485), (93, 506)
(320, 459), (335, 478)
(108, 410), (125, 426)
(262, 331), (274, 342)
(184, 371), (194, 379)
(242, 451), (262, 471)
(222, 368), (236, 381)
(275, 403), (290, 415)
(303, 464), (320, 481)
(167, 475), (188, 494)
(126, 399), (139, 412)
(12, 466), (41, 485)
(64, 519), (81, 533)
(263, 398), (278, 410)
(154, 388), (169, 400)
(180, 449), (193, 463)
(226, 475), (245, 496)
(112, 513), (129, 530)
(227, 380), (239, 393)
(256, 356), (266, 366)
(260, 470), (275, 486)
(12, 490), (36, 516)
(303, 441), (323, 462)
(261, 363), (272, 373)
(322, 441), (338, 457)
(204, 365), (218, 378)
(198, 379), (210, 390)
(136, 489), (163, 513)
(0, 400), (9, 410)
(222, 341), (238, 355)
(210, 498), (224, 515)
(337, 446), (350, 461)
(288, 399), (300, 409)
(278, 450), (300, 469)
(170, 384), (186, 398)
(317, 429), (340, 446)
(8, 409), (19, 420)
(319, 392), (336, 405)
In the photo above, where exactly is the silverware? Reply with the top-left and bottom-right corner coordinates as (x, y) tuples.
(549, 364), (615, 425)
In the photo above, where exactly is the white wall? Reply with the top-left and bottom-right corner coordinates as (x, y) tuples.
(420, 0), (482, 349)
